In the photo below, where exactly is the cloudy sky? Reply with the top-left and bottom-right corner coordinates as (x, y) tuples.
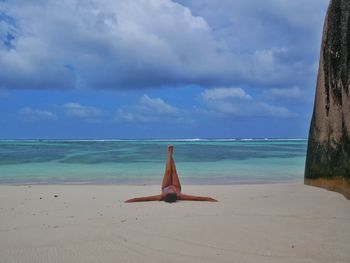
(0, 0), (329, 139)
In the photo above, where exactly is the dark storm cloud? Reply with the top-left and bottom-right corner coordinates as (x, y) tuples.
(0, 0), (328, 90)
(174, 0), (329, 88)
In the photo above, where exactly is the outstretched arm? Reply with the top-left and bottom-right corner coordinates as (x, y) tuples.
(178, 193), (217, 202)
(125, 195), (163, 203)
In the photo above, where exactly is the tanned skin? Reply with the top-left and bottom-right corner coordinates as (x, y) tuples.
(125, 145), (217, 203)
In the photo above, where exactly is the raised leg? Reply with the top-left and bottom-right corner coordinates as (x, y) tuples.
(161, 145), (173, 190)
(171, 155), (181, 190)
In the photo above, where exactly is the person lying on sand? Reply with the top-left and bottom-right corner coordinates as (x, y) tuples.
(125, 145), (217, 203)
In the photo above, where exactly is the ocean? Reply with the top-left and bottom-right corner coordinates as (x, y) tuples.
(0, 139), (307, 185)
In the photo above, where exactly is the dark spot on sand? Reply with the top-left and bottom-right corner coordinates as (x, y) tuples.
(54, 195), (58, 198)
(291, 245), (294, 248)
(40, 197), (42, 199)
(121, 219), (127, 223)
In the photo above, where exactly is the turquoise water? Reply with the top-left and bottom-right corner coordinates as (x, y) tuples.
(0, 139), (307, 185)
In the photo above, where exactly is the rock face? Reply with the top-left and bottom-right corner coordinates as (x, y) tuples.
(305, 0), (350, 199)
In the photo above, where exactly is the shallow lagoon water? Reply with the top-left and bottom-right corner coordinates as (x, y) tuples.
(0, 139), (307, 184)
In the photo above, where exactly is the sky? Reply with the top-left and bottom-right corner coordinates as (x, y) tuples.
(0, 0), (329, 139)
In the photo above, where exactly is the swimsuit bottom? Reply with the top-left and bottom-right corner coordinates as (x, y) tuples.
(162, 185), (180, 194)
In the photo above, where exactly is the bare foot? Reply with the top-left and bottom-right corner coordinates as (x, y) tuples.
(168, 145), (174, 154)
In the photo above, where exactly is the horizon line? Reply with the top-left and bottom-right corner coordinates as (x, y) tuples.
(0, 138), (308, 141)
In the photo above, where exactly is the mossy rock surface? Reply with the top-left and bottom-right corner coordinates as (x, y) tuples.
(305, 0), (350, 193)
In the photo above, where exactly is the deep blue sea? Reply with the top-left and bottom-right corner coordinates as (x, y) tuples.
(0, 139), (307, 185)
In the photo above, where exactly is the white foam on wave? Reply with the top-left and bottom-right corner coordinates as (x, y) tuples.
(0, 138), (308, 142)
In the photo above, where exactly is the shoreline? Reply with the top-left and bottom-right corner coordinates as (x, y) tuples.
(1, 183), (349, 263)
(0, 178), (304, 186)
(305, 177), (350, 200)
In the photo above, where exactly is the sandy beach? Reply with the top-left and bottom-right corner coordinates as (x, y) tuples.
(0, 183), (349, 263)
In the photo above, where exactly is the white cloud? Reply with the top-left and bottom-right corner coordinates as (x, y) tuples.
(19, 107), (57, 122)
(201, 87), (293, 118)
(175, 0), (328, 87)
(0, 0), (229, 89)
(202, 87), (251, 101)
(116, 95), (187, 123)
(139, 95), (178, 114)
(250, 48), (289, 81)
(254, 102), (293, 118)
(267, 86), (304, 100)
(63, 102), (104, 122)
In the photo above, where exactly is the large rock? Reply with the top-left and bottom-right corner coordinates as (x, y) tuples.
(305, 0), (350, 199)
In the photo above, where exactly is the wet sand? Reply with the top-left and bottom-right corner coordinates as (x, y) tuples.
(0, 183), (349, 263)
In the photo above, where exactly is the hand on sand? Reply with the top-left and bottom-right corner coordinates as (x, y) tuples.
(207, 197), (218, 202)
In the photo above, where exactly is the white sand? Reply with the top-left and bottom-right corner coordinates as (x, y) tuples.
(0, 183), (349, 263)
